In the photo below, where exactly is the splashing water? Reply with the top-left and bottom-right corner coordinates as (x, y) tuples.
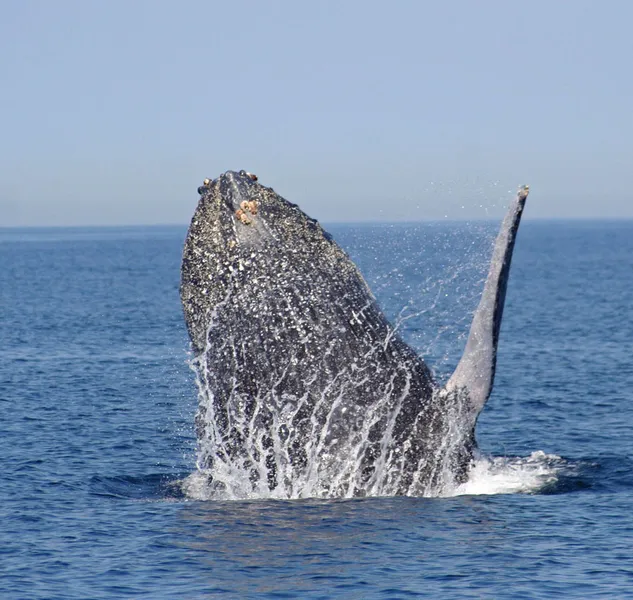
(181, 450), (568, 501)
(449, 451), (568, 496)
(185, 332), (476, 500)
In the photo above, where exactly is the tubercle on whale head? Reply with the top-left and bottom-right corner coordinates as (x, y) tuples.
(192, 170), (281, 249)
(197, 170), (260, 210)
(192, 170), (333, 247)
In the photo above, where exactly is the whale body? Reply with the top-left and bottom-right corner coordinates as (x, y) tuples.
(180, 170), (529, 498)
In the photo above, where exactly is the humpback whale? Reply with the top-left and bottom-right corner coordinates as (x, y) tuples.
(180, 170), (529, 498)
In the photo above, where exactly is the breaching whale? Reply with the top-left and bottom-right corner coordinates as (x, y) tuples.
(180, 170), (529, 498)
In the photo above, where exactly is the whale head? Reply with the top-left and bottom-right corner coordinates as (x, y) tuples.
(181, 170), (357, 355)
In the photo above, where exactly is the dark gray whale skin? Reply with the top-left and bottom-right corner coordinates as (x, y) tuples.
(180, 170), (528, 496)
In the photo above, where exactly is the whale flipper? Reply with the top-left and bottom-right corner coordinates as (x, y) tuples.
(444, 185), (529, 413)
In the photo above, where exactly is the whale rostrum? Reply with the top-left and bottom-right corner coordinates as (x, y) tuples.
(180, 170), (529, 498)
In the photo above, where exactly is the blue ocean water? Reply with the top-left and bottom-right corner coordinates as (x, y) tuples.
(1, 220), (633, 598)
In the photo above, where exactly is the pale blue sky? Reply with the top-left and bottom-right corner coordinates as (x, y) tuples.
(2, 0), (632, 226)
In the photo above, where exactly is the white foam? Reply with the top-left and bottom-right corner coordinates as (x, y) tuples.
(180, 471), (217, 501)
(447, 451), (564, 497)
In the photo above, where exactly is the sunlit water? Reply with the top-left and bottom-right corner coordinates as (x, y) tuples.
(2, 221), (633, 598)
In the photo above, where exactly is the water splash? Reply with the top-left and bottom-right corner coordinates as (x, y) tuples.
(181, 451), (570, 500)
(187, 344), (475, 500)
(448, 451), (567, 496)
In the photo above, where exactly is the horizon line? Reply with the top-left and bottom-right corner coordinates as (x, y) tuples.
(2, 216), (633, 230)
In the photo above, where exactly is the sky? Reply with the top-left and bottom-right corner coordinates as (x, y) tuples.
(1, 0), (632, 226)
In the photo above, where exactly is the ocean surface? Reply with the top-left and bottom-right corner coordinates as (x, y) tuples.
(1, 219), (632, 598)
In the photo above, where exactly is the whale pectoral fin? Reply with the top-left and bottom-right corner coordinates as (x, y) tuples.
(444, 185), (529, 414)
